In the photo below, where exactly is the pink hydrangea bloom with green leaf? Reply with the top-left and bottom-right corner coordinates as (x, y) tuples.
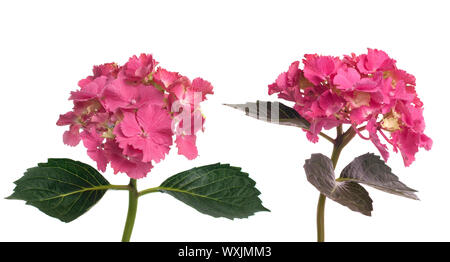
(9, 53), (269, 243)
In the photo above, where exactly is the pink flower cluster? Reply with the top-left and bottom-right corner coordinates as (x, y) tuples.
(57, 54), (213, 178)
(268, 49), (432, 166)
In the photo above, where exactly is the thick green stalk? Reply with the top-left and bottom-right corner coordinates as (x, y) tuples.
(316, 194), (326, 242)
(122, 179), (138, 242)
(316, 144), (342, 242)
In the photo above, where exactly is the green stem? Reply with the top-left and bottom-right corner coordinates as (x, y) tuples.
(319, 132), (335, 143)
(316, 193), (326, 242)
(316, 125), (355, 242)
(138, 186), (162, 197)
(122, 179), (138, 242)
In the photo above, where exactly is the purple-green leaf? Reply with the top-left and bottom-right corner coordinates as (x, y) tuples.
(339, 153), (419, 200)
(304, 154), (373, 216)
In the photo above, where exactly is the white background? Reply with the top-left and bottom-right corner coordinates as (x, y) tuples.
(1, 0), (449, 242)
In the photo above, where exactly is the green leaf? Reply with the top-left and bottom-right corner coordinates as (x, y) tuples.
(339, 153), (419, 200)
(7, 158), (110, 222)
(158, 163), (269, 219)
(304, 154), (373, 216)
(224, 101), (310, 129)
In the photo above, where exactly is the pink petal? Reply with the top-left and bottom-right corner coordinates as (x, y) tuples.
(105, 141), (153, 179)
(102, 75), (164, 111)
(133, 84), (165, 108)
(333, 67), (361, 91)
(80, 128), (103, 150)
(392, 69), (416, 86)
(419, 134), (433, 150)
(136, 105), (173, 137)
(268, 61), (301, 101)
(70, 76), (107, 101)
(139, 139), (171, 163)
(342, 53), (358, 67)
(93, 63), (118, 78)
(126, 161), (153, 179)
(57, 111), (76, 126)
(349, 106), (372, 124)
(357, 48), (395, 73)
(102, 77), (131, 111)
(90, 112), (110, 124)
(175, 134), (198, 160)
(396, 102), (425, 133)
(318, 90), (344, 117)
(168, 77), (191, 101)
(87, 149), (108, 172)
(303, 55), (341, 85)
(118, 110), (142, 138)
(308, 117), (343, 142)
(115, 105), (173, 163)
(123, 53), (157, 82)
(392, 128), (419, 167)
(367, 118), (389, 161)
(63, 125), (81, 146)
(192, 78), (214, 100)
(354, 77), (379, 92)
(115, 133), (170, 163)
(172, 108), (204, 136)
(153, 68), (182, 90)
(306, 131), (319, 143)
(392, 80), (416, 103)
(78, 77), (93, 89)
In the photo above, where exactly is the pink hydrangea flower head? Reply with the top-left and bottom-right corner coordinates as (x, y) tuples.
(268, 49), (431, 167)
(57, 53), (213, 178)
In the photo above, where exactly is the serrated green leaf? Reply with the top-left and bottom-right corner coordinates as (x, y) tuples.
(339, 153), (419, 200)
(7, 158), (110, 222)
(224, 101), (310, 129)
(159, 163), (269, 219)
(304, 154), (373, 216)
